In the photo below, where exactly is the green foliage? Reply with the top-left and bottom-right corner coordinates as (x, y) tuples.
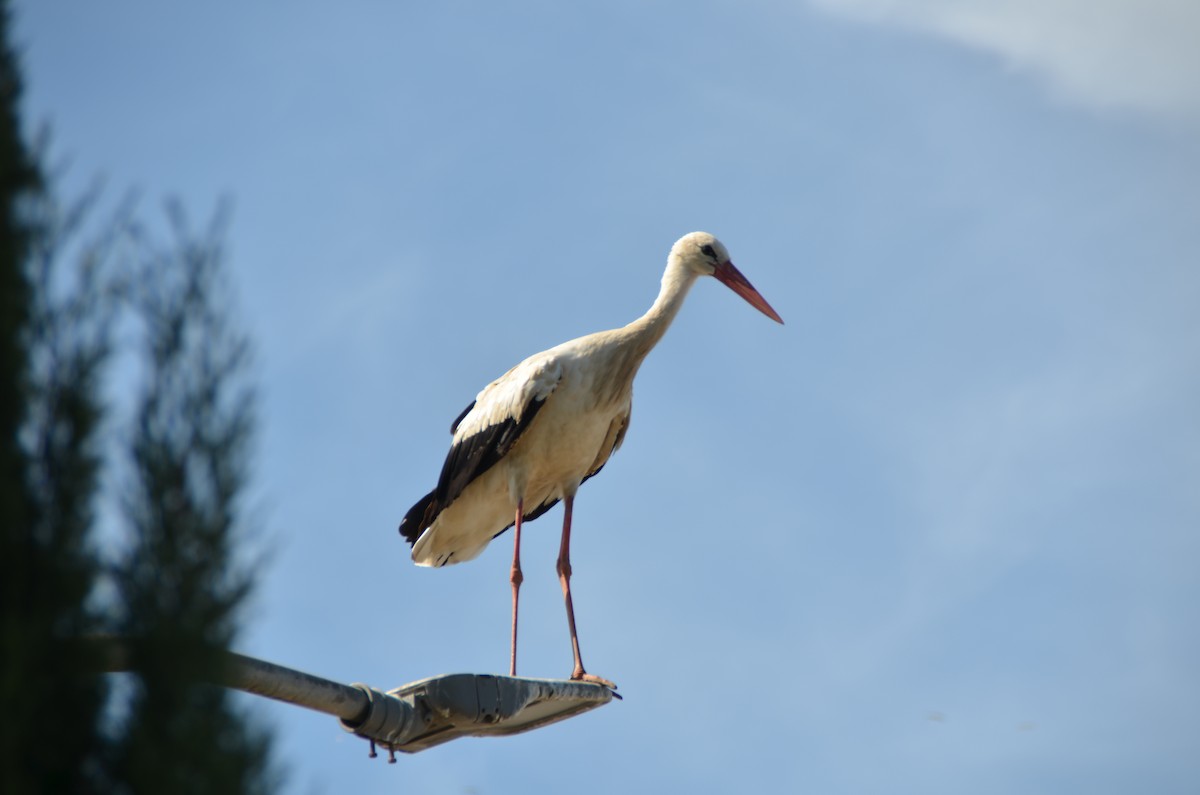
(1, 1), (111, 790)
(2, 185), (122, 795)
(1, 3), (277, 792)
(0, 0), (35, 552)
(0, 1), (38, 488)
(108, 205), (275, 795)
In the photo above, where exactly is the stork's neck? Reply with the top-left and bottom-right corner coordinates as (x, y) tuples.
(622, 257), (699, 355)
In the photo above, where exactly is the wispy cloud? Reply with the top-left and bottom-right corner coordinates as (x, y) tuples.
(808, 0), (1200, 122)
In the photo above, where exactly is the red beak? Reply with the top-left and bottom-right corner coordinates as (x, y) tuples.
(713, 261), (784, 324)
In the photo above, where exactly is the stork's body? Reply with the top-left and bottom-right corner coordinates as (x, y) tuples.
(399, 232), (782, 687)
(409, 333), (633, 568)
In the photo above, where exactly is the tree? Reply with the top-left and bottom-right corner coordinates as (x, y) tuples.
(0, 0), (36, 463)
(4, 185), (123, 794)
(108, 205), (275, 794)
(2, 0), (111, 789)
(1, 3), (276, 791)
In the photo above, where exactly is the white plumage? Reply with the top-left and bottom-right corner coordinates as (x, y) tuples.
(410, 338), (626, 567)
(399, 231), (782, 687)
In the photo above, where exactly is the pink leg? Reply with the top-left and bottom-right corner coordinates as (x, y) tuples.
(509, 499), (524, 677)
(557, 495), (616, 689)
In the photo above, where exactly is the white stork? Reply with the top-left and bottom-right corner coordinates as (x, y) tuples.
(399, 231), (783, 689)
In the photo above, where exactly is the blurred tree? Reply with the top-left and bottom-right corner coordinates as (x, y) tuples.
(3, 184), (124, 794)
(1, 0), (112, 789)
(1, 2), (276, 792)
(108, 204), (276, 795)
(0, 0), (35, 445)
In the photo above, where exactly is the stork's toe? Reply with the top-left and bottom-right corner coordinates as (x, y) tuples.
(572, 670), (619, 692)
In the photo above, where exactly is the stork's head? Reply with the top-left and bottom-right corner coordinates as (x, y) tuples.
(673, 232), (784, 324)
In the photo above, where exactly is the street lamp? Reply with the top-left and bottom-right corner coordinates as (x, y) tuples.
(96, 639), (615, 761)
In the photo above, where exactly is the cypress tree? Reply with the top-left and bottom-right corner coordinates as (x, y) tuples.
(2, 5), (276, 789)
(108, 204), (275, 795)
(1, 1), (112, 790)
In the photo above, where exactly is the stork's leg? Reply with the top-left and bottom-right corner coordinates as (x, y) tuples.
(557, 495), (617, 689)
(509, 499), (524, 677)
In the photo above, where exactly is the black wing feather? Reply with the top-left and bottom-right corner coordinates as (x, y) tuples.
(398, 489), (436, 546)
(398, 398), (481, 545)
(486, 421), (622, 542)
(449, 400), (475, 434)
(399, 394), (551, 546)
(435, 394), (548, 509)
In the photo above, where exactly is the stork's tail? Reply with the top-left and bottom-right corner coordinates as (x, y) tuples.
(399, 490), (437, 547)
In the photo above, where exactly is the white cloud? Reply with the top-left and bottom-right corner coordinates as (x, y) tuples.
(808, 0), (1200, 121)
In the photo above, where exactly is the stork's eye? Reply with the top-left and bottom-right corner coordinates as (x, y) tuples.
(700, 244), (716, 258)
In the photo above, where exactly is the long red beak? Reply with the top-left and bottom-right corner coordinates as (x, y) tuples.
(713, 261), (784, 324)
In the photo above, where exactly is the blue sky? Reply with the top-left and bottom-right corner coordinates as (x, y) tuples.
(17, 1), (1200, 792)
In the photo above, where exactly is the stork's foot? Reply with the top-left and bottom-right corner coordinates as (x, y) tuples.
(572, 669), (620, 694)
